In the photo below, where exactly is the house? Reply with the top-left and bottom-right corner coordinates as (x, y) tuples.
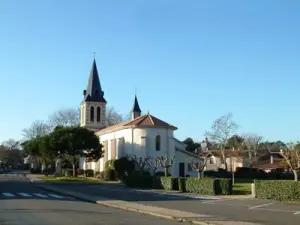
(252, 152), (286, 172)
(79, 59), (199, 177)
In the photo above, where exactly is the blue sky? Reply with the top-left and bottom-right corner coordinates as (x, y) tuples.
(0, 0), (299, 143)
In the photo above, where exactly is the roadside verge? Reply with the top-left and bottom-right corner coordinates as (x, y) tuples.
(37, 183), (261, 225)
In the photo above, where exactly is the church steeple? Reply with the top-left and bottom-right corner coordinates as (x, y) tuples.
(80, 59), (107, 131)
(132, 95), (142, 119)
(83, 59), (106, 103)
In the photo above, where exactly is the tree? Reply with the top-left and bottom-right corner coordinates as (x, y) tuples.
(22, 120), (51, 140)
(242, 133), (263, 167)
(226, 135), (244, 149)
(183, 138), (201, 153)
(48, 108), (80, 128)
(205, 113), (239, 170)
(106, 106), (126, 126)
(130, 155), (150, 176)
(157, 155), (175, 177)
(188, 152), (210, 178)
(259, 141), (287, 153)
(49, 126), (103, 177)
(1, 139), (20, 151)
(280, 145), (300, 181)
(147, 156), (161, 186)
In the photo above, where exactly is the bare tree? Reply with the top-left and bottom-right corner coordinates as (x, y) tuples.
(242, 133), (263, 167)
(280, 144), (300, 181)
(205, 113), (239, 170)
(188, 152), (210, 178)
(48, 108), (80, 128)
(147, 156), (161, 186)
(157, 155), (175, 177)
(1, 139), (20, 151)
(22, 120), (51, 140)
(130, 155), (151, 176)
(106, 106), (127, 126)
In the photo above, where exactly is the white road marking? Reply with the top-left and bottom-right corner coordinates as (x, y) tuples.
(2, 192), (15, 197)
(249, 202), (274, 209)
(294, 212), (300, 215)
(18, 193), (32, 197)
(33, 193), (48, 198)
(48, 194), (64, 199)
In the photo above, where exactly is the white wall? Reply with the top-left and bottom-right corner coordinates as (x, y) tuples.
(174, 150), (199, 177)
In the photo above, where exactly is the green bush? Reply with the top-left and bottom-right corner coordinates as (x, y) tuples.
(185, 177), (215, 195)
(178, 177), (186, 192)
(155, 171), (171, 177)
(123, 172), (159, 189)
(85, 169), (94, 177)
(104, 168), (116, 181)
(255, 180), (300, 202)
(77, 168), (85, 176)
(63, 169), (73, 177)
(105, 160), (116, 170)
(214, 178), (232, 195)
(114, 157), (135, 180)
(160, 177), (178, 191)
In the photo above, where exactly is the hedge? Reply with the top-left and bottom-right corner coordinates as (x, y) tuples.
(62, 169), (73, 177)
(185, 178), (215, 195)
(160, 177), (178, 191)
(85, 169), (94, 177)
(255, 180), (300, 202)
(104, 168), (116, 181)
(178, 177), (186, 192)
(185, 177), (232, 195)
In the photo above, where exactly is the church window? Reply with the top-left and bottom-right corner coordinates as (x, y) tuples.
(156, 135), (161, 151)
(90, 106), (94, 122)
(97, 107), (101, 122)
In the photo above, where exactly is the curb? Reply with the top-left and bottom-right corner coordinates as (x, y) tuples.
(36, 184), (260, 225)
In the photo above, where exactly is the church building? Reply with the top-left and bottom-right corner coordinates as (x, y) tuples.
(79, 59), (199, 177)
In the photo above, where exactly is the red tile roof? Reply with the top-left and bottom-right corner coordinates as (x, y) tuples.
(95, 113), (177, 136)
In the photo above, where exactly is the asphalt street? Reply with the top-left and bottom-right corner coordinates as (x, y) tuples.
(52, 182), (300, 225)
(0, 172), (181, 225)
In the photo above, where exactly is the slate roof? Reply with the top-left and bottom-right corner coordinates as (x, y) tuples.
(132, 95), (141, 113)
(95, 113), (177, 136)
(83, 59), (107, 103)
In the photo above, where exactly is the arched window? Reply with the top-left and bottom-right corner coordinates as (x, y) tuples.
(156, 135), (161, 151)
(90, 106), (94, 122)
(97, 107), (101, 122)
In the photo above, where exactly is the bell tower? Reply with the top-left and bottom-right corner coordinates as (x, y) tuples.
(80, 59), (107, 131)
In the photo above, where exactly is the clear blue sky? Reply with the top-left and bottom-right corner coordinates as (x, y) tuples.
(0, 0), (299, 143)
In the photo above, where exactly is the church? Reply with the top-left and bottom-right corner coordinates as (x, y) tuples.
(79, 59), (199, 177)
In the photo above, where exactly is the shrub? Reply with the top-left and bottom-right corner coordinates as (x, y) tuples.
(114, 157), (135, 180)
(97, 171), (105, 180)
(105, 160), (116, 170)
(255, 180), (300, 202)
(30, 168), (42, 174)
(43, 168), (55, 175)
(104, 168), (116, 181)
(178, 177), (186, 192)
(63, 169), (73, 177)
(77, 168), (85, 176)
(123, 172), (158, 189)
(160, 177), (178, 191)
(214, 178), (232, 195)
(85, 169), (94, 177)
(185, 178), (215, 195)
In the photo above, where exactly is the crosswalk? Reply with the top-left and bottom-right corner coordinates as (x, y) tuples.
(0, 174), (24, 177)
(0, 192), (72, 200)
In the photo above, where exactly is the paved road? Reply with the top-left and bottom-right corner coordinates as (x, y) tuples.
(0, 172), (181, 225)
(51, 182), (300, 225)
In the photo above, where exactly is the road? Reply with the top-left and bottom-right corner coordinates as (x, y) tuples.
(51, 182), (300, 225)
(0, 172), (181, 225)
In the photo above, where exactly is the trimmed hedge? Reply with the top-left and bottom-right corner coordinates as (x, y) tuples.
(185, 177), (232, 195)
(160, 177), (178, 191)
(63, 169), (73, 177)
(185, 178), (215, 195)
(104, 168), (116, 181)
(255, 180), (300, 202)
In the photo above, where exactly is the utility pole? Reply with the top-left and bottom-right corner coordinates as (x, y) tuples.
(232, 147), (235, 184)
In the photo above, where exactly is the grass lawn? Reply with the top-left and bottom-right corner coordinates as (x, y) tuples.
(42, 176), (107, 183)
(232, 178), (253, 195)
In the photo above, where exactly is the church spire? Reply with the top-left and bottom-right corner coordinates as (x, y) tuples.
(83, 59), (106, 103)
(132, 95), (142, 119)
